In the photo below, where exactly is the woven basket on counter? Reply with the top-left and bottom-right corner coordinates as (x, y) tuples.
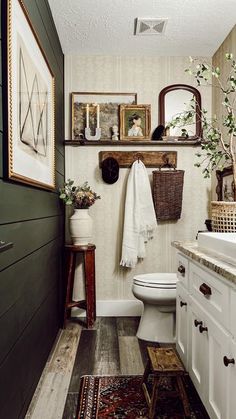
(211, 201), (236, 232)
(152, 169), (185, 221)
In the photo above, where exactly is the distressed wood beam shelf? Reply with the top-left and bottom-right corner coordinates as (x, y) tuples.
(64, 139), (201, 146)
(99, 151), (177, 168)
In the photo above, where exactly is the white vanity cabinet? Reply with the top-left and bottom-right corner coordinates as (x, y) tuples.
(189, 262), (230, 328)
(176, 253), (189, 289)
(176, 282), (189, 368)
(176, 253), (189, 368)
(188, 298), (209, 404)
(227, 339), (236, 419)
(176, 251), (236, 419)
(206, 310), (230, 419)
(188, 297), (230, 419)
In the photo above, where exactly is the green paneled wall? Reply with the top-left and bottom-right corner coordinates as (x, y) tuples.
(0, 1), (64, 418)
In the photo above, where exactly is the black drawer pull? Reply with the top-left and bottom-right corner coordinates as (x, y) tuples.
(199, 325), (208, 333)
(180, 301), (187, 307)
(199, 283), (212, 296)
(194, 319), (203, 328)
(178, 265), (185, 276)
(223, 356), (235, 367)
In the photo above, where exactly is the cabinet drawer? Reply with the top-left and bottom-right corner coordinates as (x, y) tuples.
(189, 263), (230, 328)
(176, 253), (189, 290)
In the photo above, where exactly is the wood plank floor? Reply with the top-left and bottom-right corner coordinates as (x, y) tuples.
(25, 317), (173, 419)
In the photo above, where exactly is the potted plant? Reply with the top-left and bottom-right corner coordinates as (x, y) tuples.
(59, 179), (101, 244)
(169, 53), (236, 231)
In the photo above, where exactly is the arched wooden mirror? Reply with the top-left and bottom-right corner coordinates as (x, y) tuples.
(158, 84), (202, 138)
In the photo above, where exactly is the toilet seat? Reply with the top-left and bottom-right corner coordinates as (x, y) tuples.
(133, 273), (177, 289)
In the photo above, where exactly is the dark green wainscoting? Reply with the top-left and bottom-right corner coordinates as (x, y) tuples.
(0, 1), (65, 417)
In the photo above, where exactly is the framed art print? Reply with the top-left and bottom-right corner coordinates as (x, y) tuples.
(216, 166), (235, 202)
(71, 92), (137, 140)
(3, 0), (55, 189)
(119, 104), (151, 141)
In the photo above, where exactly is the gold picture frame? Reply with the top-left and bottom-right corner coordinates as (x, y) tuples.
(3, 0), (55, 190)
(120, 104), (151, 141)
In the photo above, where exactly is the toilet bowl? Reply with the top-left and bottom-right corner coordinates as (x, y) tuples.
(132, 273), (177, 343)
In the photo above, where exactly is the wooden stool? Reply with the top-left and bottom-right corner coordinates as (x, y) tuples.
(64, 244), (96, 328)
(142, 347), (191, 419)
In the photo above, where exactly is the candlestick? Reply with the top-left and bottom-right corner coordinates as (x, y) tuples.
(86, 104), (89, 128)
(97, 104), (100, 128)
(85, 127), (101, 141)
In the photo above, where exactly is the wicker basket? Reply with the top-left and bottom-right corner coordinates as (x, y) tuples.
(211, 201), (236, 232)
(152, 169), (185, 221)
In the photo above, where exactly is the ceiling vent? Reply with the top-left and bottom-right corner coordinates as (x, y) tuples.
(135, 18), (168, 36)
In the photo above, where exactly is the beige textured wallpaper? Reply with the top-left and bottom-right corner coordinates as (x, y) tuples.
(64, 55), (212, 307)
(212, 25), (236, 200)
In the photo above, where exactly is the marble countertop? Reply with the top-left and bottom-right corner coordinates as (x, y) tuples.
(172, 241), (236, 285)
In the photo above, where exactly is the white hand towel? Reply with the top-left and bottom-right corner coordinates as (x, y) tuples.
(120, 160), (157, 268)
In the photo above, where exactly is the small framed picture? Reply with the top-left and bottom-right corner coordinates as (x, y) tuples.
(216, 166), (235, 201)
(119, 104), (151, 141)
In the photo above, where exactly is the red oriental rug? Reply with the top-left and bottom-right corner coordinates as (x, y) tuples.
(77, 375), (209, 418)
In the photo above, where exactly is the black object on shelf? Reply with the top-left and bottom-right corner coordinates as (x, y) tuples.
(151, 125), (165, 141)
(205, 219), (212, 231)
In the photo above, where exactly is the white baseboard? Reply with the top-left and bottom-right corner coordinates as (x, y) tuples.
(72, 299), (143, 317)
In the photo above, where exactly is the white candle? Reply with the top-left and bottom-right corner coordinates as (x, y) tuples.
(97, 104), (100, 128)
(86, 104), (89, 128)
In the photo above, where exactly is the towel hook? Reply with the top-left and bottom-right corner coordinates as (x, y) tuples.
(161, 153), (176, 169)
(134, 153), (143, 163)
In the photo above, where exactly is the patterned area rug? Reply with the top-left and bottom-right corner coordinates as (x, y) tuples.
(77, 375), (209, 418)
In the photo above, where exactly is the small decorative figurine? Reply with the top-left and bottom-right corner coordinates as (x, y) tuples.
(112, 125), (119, 141)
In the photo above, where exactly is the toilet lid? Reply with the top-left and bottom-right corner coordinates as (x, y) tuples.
(133, 273), (177, 288)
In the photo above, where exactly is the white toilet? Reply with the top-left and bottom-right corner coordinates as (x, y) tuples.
(132, 273), (177, 343)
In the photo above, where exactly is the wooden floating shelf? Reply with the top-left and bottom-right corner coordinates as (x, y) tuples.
(99, 151), (177, 168)
(64, 139), (201, 147)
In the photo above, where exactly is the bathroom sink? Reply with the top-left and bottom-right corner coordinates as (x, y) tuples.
(198, 232), (236, 262)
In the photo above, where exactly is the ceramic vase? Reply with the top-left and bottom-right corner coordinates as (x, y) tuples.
(69, 208), (93, 245)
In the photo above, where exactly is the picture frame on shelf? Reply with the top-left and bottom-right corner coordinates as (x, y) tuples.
(119, 104), (151, 141)
(71, 92), (137, 141)
(3, 0), (55, 190)
(216, 166), (235, 201)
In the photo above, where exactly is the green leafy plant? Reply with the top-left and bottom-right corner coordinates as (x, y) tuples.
(59, 179), (101, 209)
(169, 53), (236, 200)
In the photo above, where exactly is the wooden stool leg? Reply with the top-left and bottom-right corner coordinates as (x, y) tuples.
(84, 248), (96, 328)
(149, 376), (161, 419)
(176, 376), (191, 418)
(142, 359), (151, 406)
(63, 251), (76, 328)
(142, 359), (151, 386)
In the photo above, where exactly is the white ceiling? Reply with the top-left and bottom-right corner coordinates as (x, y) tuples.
(48, 0), (236, 56)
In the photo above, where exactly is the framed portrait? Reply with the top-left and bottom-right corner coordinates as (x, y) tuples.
(120, 104), (151, 141)
(71, 92), (137, 140)
(216, 166), (235, 201)
(3, 0), (55, 190)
